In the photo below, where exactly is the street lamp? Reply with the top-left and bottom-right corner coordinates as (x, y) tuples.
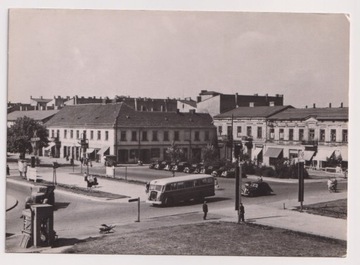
(79, 133), (89, 174)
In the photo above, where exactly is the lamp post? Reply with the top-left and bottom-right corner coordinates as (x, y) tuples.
(79, 133), (89, 175)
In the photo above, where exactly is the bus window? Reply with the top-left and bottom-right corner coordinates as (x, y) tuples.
(170, 183), (177, 190)
(185, 181), (193, 188)
(150, 184), (162, 191)
(177, 182), (185, 189)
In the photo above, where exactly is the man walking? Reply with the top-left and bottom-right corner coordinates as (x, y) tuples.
(240, 203), (245, 222)
(202, 201), (208, 220)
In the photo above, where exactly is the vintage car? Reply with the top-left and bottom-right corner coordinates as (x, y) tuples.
(173, 162), (190, 172)
(241, 181), (273, 197)
(25, 184), (56, 209)
(154, 161), (169, 170)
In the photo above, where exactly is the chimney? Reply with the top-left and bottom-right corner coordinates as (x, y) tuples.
(329, 103), (332, 108)
(134, 98), (138, 110)
(313, 103), (316, 108)
(235, 93), (238, 107)
(340, 102), (343, 108)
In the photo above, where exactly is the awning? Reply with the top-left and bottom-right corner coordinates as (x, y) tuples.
(98, 146), (110, 154)
(340, 151), (348, 162)
(264, 147), (283, 158)
(252, 148), (263, 159)
(44, 142), (55, 151)
(313, 149), (335, 161)
(86, 148), (95, 154)
(303, 150), (315, 161)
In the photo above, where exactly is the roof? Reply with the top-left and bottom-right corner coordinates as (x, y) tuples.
(150, 174), (214, 185)
(178, 100), (197, 108)
(268, 107), (349, 121)
(117, 110), (214, 128)
(7, 110), (59, 121)
(44, 104), (126, 128)
(214, 105), (293, 119)
(31, 97), (53, 103)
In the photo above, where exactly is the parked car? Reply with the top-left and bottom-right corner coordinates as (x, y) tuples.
(184, 163), (202, 173)
(25, 184), (56, 209)
(149, 161), (157, 169)
(241, 181), (273, 197)
(174, 162), (190, 172)
(164, 162), (177, 171)
(154, 161), (169, 170)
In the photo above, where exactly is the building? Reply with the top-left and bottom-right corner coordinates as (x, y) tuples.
(7, 110), (59, 127)
(213, 106), (293, 161)
(44, 103), (216, 163)
(266, 105), (348, 168)
(196, 90), (284, 117)
(30, 96), (53, 110)
(177, 98), (197, 113)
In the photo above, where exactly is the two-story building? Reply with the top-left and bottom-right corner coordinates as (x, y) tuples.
(44, 103), (216, 163)
(213, 106), (293, 162)
(266, 106), (348, 168)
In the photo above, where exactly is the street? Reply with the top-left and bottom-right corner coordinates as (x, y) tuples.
(6, 159), (348, 245)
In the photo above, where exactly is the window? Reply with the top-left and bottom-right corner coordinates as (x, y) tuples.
(227, 126), (232, 137)
(237, 126), (242, 137)
(120, 131), (127, 141)
(142, 131), (148, 141)
(51, 130), (54, 138)
(105, 131), (109, 141)
(131, 131), (137, 141)
(194, 131), (200, 141)
(97, 131), (101, 140)
(152, 131), (158, 141)
(308, 129), (315, 141)
(331, 129), (336, 142)
(64, 129), (67, 139)
(90, 131), (94, 140)
(270, 128), (275, 139)
(257, 127), (262, 139)
(76, 130), (80, 139)
(57, 130), (60, 138)
(289, 129), (294, 141)
(342, 129), (348, 143)
(218, 126), (223, 135)
(70, 130), (73, 139)
(279, 129), (284, 140)
(205, 131), (210, 141)
(164, 131), (169, 141)
(174, 131), (180, 141)
(320, 129), (325, 142)
(247, 126), (252, 137)
(299, 129), (304, 141)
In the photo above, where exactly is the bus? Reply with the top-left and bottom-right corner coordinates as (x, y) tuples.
(146, 174), (215, 206)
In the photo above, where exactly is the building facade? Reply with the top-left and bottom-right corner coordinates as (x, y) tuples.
(44, 103), (216, 164)
(213, 105), (348, 169)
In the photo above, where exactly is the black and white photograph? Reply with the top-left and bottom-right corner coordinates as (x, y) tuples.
(2, 1), (359, 264)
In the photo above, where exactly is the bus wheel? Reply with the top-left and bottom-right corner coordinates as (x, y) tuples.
(165, 197), (174, 206)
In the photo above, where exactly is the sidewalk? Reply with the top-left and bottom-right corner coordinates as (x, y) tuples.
(6, 155), (347, 247)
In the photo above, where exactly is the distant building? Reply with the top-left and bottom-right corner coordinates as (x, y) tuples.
(196, 90), (284, 117)
(30, 96), (53, 110)
(177, 98), (197, 113)
(7, 109), (59, 127)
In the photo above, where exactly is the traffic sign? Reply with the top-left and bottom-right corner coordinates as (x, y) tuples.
(128, 198), (139, 203)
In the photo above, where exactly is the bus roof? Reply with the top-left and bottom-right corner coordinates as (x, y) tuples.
(149, 174), (214, 185)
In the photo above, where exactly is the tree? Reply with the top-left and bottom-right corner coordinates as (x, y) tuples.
(7, 117), (49, 159)
(165, 141), (185, 162)
(203, 144), (219, 164)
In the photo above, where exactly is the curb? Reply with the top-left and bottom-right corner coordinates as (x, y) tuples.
(6, 194), (18, 212)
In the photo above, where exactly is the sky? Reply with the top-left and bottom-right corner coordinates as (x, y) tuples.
(7, 10), (349, 108)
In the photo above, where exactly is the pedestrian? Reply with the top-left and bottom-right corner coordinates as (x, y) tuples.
(202, 201), (208, 220)
(6, 165), (10, 176)
(240, 203), (245, 222)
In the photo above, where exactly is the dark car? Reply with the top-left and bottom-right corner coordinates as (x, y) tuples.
(220, 167), (248, 178)
(149, 161), (158, 169)
(154, 161), (169, 170)
(241, 181), (273, 197)
(164, 162), (177, 171)
(184, 163), (201, 173)
(174, 162), (190, 172)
